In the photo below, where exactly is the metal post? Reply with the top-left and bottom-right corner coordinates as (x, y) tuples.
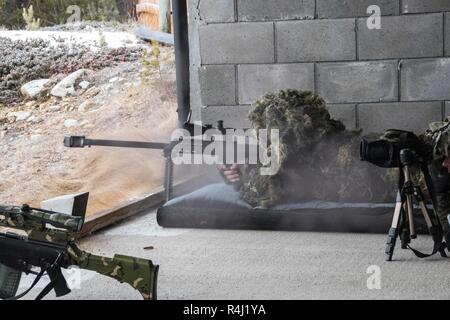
(172, 0), (191, 127)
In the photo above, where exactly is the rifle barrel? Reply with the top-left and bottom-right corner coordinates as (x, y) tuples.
(85, 139), (168, 150)
(64, 136), (168, 150)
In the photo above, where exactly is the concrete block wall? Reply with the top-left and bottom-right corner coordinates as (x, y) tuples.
(189, 0), (450, 134)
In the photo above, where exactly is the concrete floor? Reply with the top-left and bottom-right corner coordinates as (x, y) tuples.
(20, 209), (450, 300)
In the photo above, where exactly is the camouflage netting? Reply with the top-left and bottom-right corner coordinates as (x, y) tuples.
(235, 90), (397, 208)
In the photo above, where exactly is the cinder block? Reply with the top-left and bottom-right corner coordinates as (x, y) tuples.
(317, 0), (399, 19)
(401, 58), (450, 101)
(238, 0), (314, 21)
(317, 61), (398, 103)
(327, 104), (357, 130)
(238, 64), (314, 104)
(202, 106), (252, 129)
(402, 0), (450, 14)
(446, 13), (450, 56)
(358, 102), (442, 134)
(445, 101), (450, 118)
(199, 65), (236, 106)
(277, 19), (356, 62)
(198, 0), (235, 23)
(199, 23), (274, 64)
(358, 14), (443, 60)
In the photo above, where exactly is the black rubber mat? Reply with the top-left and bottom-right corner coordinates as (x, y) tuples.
(157, 183), (429, 234)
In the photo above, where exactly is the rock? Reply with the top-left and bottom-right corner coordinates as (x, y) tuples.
(0, 130), (6, 139)
(20, 79), (50, 99)
(48, 105), (61, 112)
(79, 81), (90, 90)
(30, 134), (43, 142)
(109, 77), (119, 83)
(63, 119), (79, 128)
(78, 100), (97, 113)
(27, 116), (43, 123)
(25, 101), (37, 108)
(84, 87), (100, 98)
(7, 111), (32, 121)
(105, 84), (114, 91)
(51, 69), (90, 98)
(79, 120), (90, 127)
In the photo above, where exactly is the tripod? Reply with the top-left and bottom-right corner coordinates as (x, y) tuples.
(385, 149), (446, 261)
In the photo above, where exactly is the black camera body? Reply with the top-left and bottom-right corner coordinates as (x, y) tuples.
(360, 129), (426, 168)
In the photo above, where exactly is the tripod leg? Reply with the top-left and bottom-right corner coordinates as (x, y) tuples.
(400, 204), (410, 249)
(415, 187), (444, 248)
(386, 193), (403, 261)
(403, 166), (417, 239)
(405, 194), (417, 239)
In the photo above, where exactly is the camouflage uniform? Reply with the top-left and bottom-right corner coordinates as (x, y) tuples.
(419, 119), (450, 232)
(234, 90), (397, 208)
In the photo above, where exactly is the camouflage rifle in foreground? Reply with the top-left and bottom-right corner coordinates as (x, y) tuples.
(0, 204), (159, 300)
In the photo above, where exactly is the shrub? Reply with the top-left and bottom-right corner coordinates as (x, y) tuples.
(0, 0), (128, 29)
(22, 5), (41, 30)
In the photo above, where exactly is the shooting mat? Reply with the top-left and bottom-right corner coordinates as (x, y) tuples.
(157, 183), (429, 234)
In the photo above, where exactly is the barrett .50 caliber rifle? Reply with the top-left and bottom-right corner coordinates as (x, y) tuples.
(0, 202), (159, 300)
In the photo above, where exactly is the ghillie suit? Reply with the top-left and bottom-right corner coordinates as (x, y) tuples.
(418, 118), (450, 231)
(235, 90), (397, 208)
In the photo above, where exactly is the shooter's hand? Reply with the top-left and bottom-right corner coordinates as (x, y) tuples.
(218, 164), (241, 184)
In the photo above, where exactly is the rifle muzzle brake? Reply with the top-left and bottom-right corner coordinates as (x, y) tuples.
(64, 136), (86, 148)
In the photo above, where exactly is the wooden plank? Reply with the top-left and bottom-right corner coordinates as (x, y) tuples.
(77, 175), (212, 238)
(78, 187), (165, 238)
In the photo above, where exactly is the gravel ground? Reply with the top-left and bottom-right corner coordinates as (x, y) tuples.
(0, 27), (179, 216)
(0, 34), (143, 104)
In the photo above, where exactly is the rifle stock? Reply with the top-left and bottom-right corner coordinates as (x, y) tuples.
(68, 244), (158, 300)
(0, 204), (159, 300)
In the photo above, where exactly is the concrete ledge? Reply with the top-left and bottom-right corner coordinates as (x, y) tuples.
(79, 178), (210, 238)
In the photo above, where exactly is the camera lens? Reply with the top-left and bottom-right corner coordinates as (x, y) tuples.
(360, 140), (396, 168)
